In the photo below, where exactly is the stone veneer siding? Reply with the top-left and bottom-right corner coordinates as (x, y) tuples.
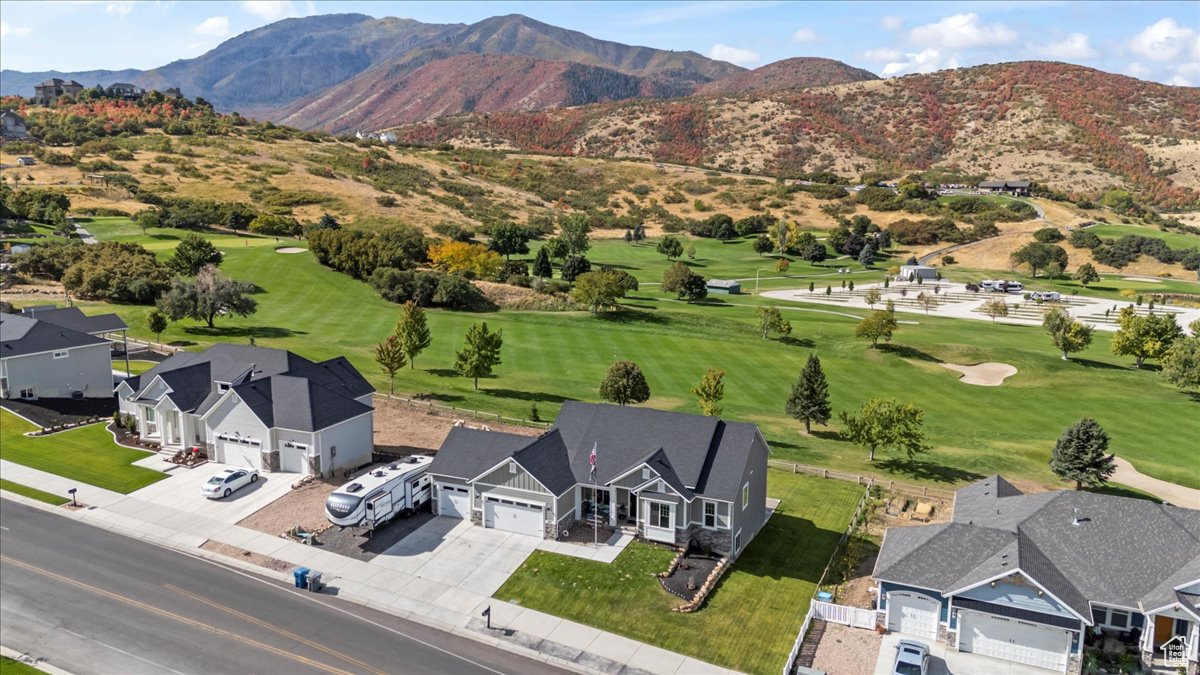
(679, 523), (732, 554)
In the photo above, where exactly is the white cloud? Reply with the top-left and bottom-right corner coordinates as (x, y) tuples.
(881, 16), (903, 31)
(1128, 18), (1197, 62)
(881, 49), (959, 77)
(709, 43), (761, 66)
(1124, 62), (1153, 79)
(195, 16), (230, 37)
(862, 48), (903, 63)
(1169, 62), (1200, 87)
(1028, 33), (1098, 60)
(908, 13), (1017, 50)
(105, 1), (135, 15)
(791, 27), (819, 43)
(0, 21), (33, 38)
(241, 0), (315, 22)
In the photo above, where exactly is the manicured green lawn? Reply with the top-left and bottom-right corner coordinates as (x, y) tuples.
(119, 359), (160, 375)
(1085, 224), (1200, 251)
(0, 656), (47, 675)
(0, 410), (164, 494)
(76, 217), (283, 256)
(495, 471), (864, 675)
(0, 478), (70, 505)
(46, 230), (1200, 490)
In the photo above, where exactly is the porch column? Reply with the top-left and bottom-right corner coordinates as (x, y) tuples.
(609, 487), (617, 527)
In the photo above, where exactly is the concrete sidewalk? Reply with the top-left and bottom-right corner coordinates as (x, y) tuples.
(0, 459), (738, 675)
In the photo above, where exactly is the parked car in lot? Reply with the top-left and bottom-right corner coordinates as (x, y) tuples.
(202, 468), (259, 499)
(892, 639), (930, 675)
(1029, 290), (1061, 302)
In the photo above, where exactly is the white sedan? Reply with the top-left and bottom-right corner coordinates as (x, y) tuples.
(202, 468), (259, 499)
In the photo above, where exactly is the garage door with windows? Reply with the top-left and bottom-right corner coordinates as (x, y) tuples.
(958, 611), (1071, 672)
(219, 440), (259, 470)
(887, 591), (941, 639)
(438, 484), (469, 519)
(483, 496), (543, 537)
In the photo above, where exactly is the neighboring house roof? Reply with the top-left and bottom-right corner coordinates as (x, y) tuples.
(0, 313), (109, 358)
(128, 343), (374, 431)
(978, 180), (1031, 189)
(20, 306), (127, 335)
(874, 475), (1200, 620)
(433, 401), (766, 503)
(707, 279), (740, 289)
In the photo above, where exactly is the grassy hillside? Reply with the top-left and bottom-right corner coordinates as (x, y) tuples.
(21, 225), (1197, 491)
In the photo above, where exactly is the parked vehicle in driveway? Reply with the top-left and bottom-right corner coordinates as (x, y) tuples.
(892, 639), (930, 675)
(202, 468), (259, 499)
(325, 456), (433, 530)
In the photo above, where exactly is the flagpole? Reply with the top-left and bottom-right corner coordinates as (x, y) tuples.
(591, 442), (598, 546)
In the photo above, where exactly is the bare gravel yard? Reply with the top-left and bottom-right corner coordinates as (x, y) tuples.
(372, 397), (542, 456)
(811, 623), (882, 675)
(200, 541), (293, 573)
(238, 478), (338, 537)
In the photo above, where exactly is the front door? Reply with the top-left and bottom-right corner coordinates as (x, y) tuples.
(1155, 615), (1175, 649)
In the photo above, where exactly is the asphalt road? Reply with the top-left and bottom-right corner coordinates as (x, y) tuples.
(0, 499), (567, 675)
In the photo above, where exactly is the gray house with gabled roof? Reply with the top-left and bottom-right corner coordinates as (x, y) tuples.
(429, 401), (771, 557)
(114, 344), (374, 476)
(1, 313), (114, 399)
(873, 475), (1200, 673)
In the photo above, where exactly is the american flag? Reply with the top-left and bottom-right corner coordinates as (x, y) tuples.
(589, 442), (597, 480)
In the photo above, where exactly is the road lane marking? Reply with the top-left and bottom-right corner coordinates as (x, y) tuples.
(0, 555), (353, 675)
(166, 584), (386, 675)
(1, 526), (10, 531)
(17, 613), (190, 675)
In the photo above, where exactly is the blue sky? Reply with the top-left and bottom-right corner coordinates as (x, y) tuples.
(1, 1), (1197, 86)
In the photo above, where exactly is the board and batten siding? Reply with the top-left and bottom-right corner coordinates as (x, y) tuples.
(315, 411), (373, 476)
(206, 394), (270, 445)
(730, 431), (771, 553)
(689, 499), (731, 528)
(611, 469), (652, 489)
(1, 342), (113, 399)
(476, 460), (550, 494)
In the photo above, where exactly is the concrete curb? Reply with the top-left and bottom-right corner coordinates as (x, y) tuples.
(1, 643), (75, 675)
(0, 490), (604, 675)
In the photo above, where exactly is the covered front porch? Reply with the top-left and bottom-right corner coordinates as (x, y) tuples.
(1139, 604), (1199, 672)
(577, 483), (684, 546)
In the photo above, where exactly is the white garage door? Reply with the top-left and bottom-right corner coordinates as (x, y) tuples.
(438, 485), (469, 519)
(279, 448), (305, 473)
(887, 591), (940, 639)
(484, 497), (543, 537)
(220, 441), (259, 470)
(958, 611), (1070, 672)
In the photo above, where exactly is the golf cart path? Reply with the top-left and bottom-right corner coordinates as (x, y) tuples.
(1112, 457), (1200, 508)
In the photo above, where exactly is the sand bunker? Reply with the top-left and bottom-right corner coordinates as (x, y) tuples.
(940, 362), (1018, 386)
(275, 247), (307, 254)
(1121, 276), (1162, 283)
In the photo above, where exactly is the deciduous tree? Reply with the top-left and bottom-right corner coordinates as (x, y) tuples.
(146, 309), (168, 344)
(1111, 307), (1182, 368)
(1049, 418), (1115, 489)
(839, 398), (928, 462)
(571, 269), (637, 312)
(395, 301), (432, 369)
(1043, 307), (1094, 360)
(657, 235), (683, 260)
(855, 310), (898, 348)
(167, 233), (222, 276)
(786, 354), (830, 433)
(753, 234), (773, 256)
(981, 298), (1010, 323)
(1072, 263), (1100, 287)
(600, 360), (651, 406)
(691, 368), (724, 416)
(488, 222), (530, 260)
(156, 265), (257, 328)
(864, 288), (881, 308)
(374, 334), (405, 395)
(1161, 336), (1200, 389)
(428, 240), (503, 278)
(560, 254), (591, 283)
(454, 322), (503, 390)
(1011, 242), (1068, 278)
(757, 306), (792, 339)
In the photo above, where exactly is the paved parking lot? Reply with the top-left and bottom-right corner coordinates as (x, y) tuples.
(875, 632), (1054, 675)
(128, 458), (296, 524)
(371, 516), (541, 596)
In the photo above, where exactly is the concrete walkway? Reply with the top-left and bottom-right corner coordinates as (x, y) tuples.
(72, 221), (97, 245)
(1112, 457), (1200, 508)
(0, 459), (737, 675)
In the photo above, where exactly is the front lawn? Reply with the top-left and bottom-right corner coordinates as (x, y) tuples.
(0, 410), (165, 493)
(0, 478), (70, 505)
(494, 471), (864, 674)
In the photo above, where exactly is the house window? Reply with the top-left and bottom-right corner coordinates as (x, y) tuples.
(734, 529), (742, 553)
(19, 387), (35, 399)
(649, 502), (671, 529)
(742, 483), (750, 510)
(642, 467), (651, 480)
(509, 462), (517, 474)
(52, 350), (69, 359)
(218, 383), (229, 392)
(703, 501), (717, 528)
(1094, 607), (1131, 630)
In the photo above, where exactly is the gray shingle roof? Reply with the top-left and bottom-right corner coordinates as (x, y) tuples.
(20, 306), (127, 335)
(513, 429), (576, 496)
(430, 427), (535, 479)
(1, 313), (109, 358)
(642, 447), (695, 500)
(431, 402), (764, 503)
(231, 375), (372, 432)
(877, 476), (1200, 619)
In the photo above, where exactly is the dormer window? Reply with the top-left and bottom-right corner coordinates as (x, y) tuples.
(218, 383), (230, 392)
(642, 467), (651, 480)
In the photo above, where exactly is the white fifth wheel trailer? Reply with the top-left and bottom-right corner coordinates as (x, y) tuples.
(325, 455), (433, 529)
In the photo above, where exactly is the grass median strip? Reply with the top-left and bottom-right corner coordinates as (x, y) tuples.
(0, 410), (165, 494)
(494, 471), (864, 674)
(0, 479), (70, 506)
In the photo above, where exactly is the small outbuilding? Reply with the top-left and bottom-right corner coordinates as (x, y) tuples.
(899, 265), (937, 281)
(707, 279), (741, 294)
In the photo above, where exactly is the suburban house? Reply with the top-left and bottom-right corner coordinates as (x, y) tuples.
(19, 305), (131, 372)
(706, 279), (742, 295)
(33, 78), (84, 104)
(0, 312), (114, 399)
(105, 83), (145, 100)
(899, 264), (937, 281)
(428, 401), (771, 557)
(873, 476), (1200, 673)
(0, 110), (27, 139)
(115, 344), (375, 476)
(978, 180), (1032, 196)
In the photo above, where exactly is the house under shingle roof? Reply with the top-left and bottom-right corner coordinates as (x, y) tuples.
(20, 306), (127, 335)
(1, 313), (109, 358)
(875, 475), (1200, 620)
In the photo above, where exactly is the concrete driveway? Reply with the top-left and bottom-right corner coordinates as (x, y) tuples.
(875, 632), (1056, 675)
(371, 516), (541, 596)
(128, 459), (296, 524)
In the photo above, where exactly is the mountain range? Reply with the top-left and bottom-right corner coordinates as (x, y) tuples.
(1, 13), (876, 132)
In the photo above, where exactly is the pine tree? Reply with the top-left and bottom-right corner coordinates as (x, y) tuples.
(1049, 418), (1116, 489)
(395, 301), (432, 369)
(532, 246), (553, 279)
(786, 354), (831, 433)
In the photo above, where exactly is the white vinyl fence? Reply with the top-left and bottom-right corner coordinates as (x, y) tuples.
(812, 601), (878, 630)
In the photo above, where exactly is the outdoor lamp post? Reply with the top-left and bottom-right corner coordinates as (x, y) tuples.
(756, 267), (768, 294)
